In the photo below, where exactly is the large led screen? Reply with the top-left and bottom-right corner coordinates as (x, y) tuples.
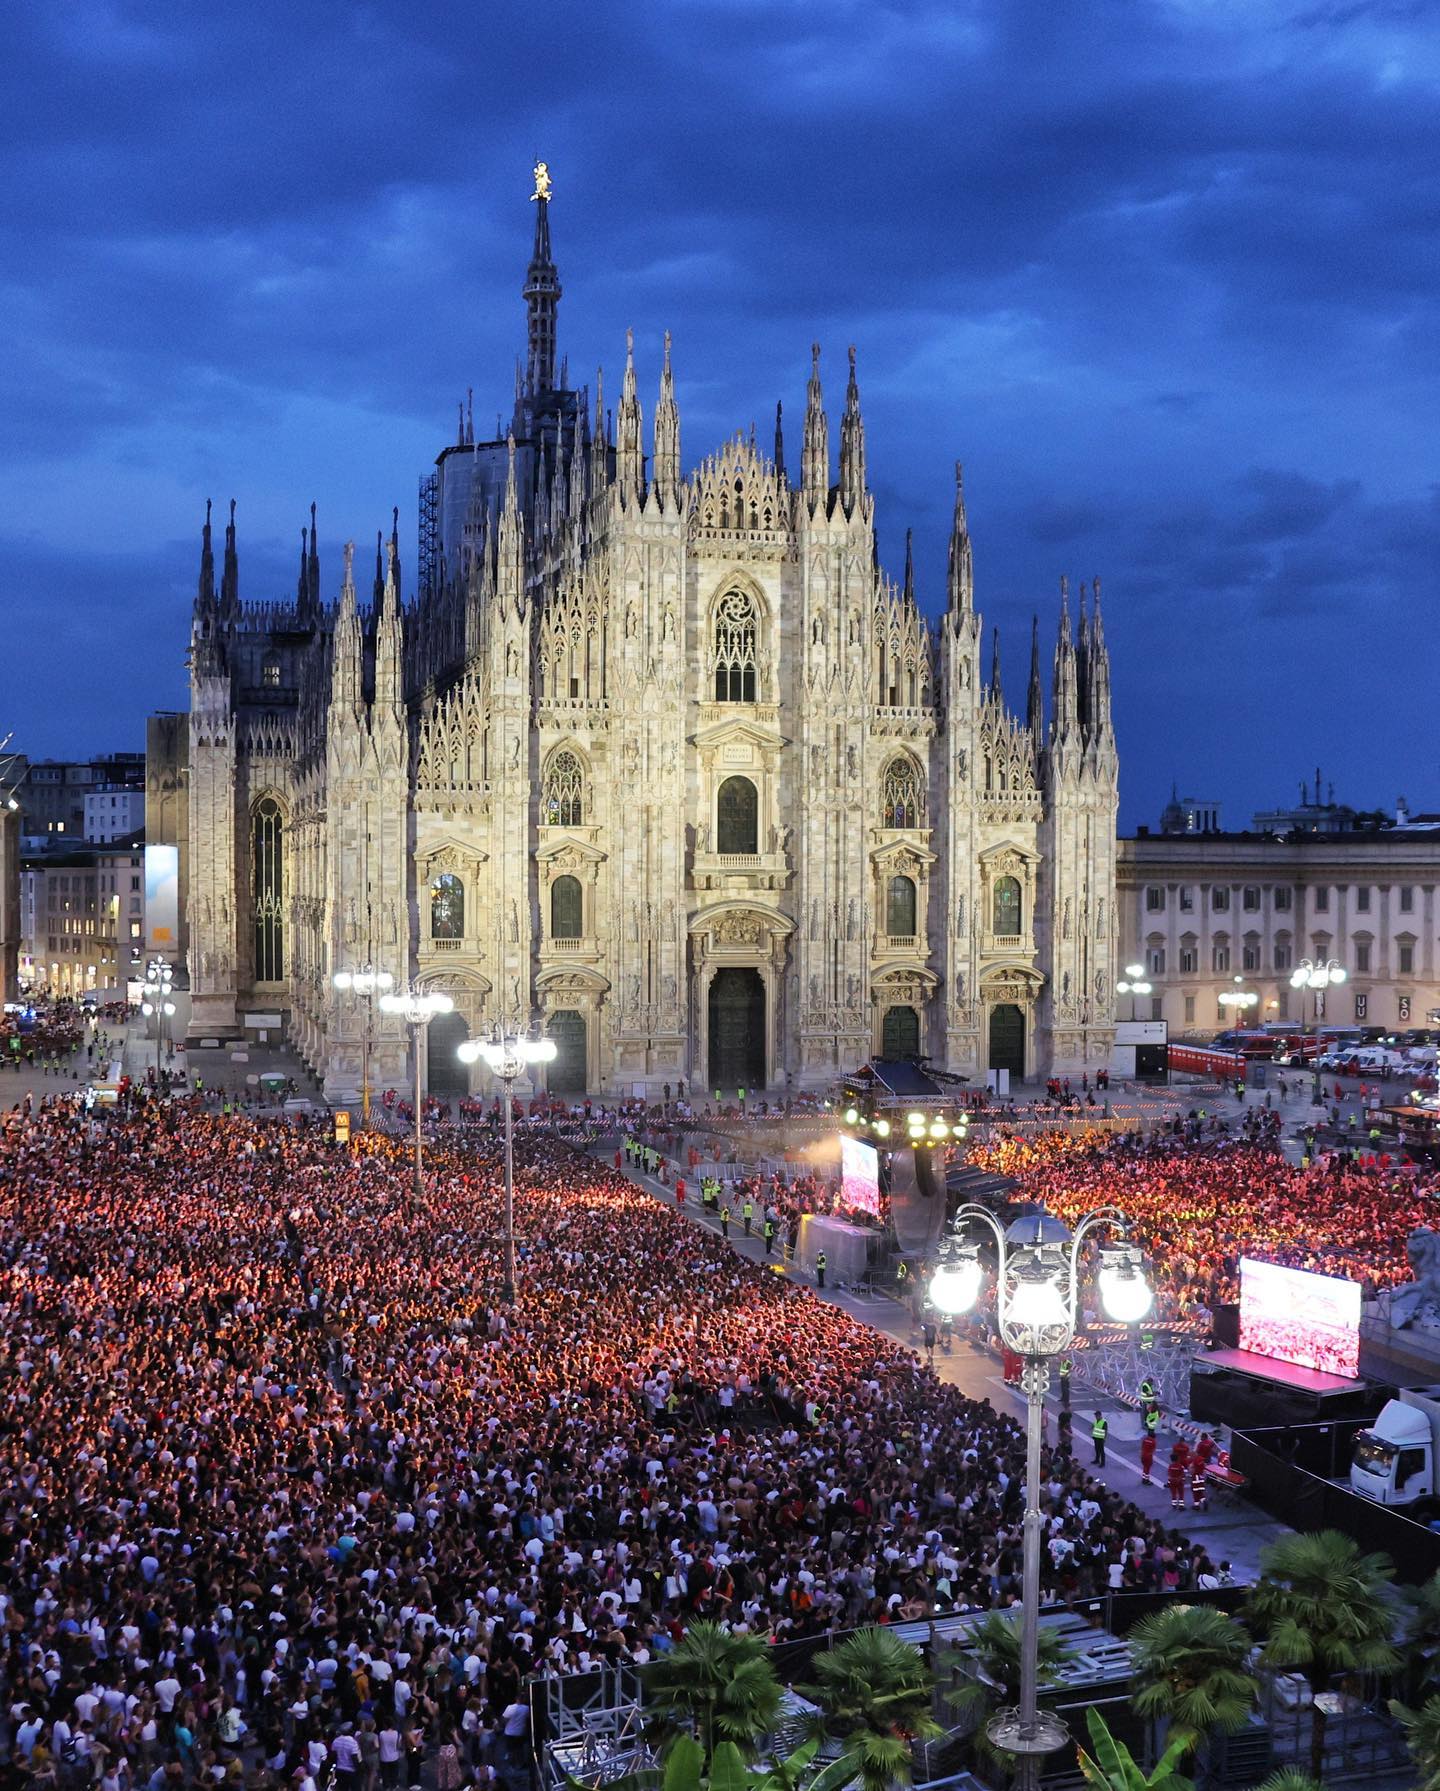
(1237, 1256), (1361, 1379)
(839, 1135), (881, 1219)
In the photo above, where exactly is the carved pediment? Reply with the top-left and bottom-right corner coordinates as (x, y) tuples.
(978, 838), (1041, 871)
(871, 837), (938, 872)
(418, 835), (488, 873)
(536, 966), (610, 995)
(691, 902), (796, 947)
(979, 965), (1046, 1002)
(534, 834), (607, 867)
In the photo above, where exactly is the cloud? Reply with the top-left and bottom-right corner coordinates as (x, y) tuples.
(0, 0), (1434, 833)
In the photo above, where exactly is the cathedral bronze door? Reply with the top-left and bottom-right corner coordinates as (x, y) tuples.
(988, 1003), (1025, 1078)
(547, 1010), (587, 1095)
(427, 1010), (470, 1097)
(708, 968), (765, 1092)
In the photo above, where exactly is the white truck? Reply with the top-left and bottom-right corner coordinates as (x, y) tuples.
(1351, 1387), (1440, 1511)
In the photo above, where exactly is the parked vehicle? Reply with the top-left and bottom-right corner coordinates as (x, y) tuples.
(1352, 1387), (1440, 1514)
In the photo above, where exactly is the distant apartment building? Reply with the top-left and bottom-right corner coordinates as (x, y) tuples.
(19, 836), (146, 997)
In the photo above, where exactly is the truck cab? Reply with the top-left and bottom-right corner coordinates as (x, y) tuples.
(1351, 1390), (1440, 1509)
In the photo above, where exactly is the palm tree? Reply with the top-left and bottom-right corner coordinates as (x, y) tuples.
(941, 1611), (1076, 1781)
(1245, 1530), (1402, 1782)
(1075, 1708), (1192, 1791)
(645, 1621), (785, 1767)
(1402, 1570), (1440, 1695)
(1245, 1772), (1320, 1791)
(802, 1627), (944, 1791)
(1127, 1603), (1257, 1764)
(1389, 1692), (1440, 1791)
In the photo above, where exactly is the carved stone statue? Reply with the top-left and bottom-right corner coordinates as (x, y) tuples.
(696, 822), (710, 852)
(1391, 1230), (1440, 1330)
(509, 899), (519, 942)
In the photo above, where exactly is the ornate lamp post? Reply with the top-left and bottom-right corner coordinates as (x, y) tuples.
(929, 1205), (1151, 1786)
(1115, 961), (1152, 1023)
(1219, 973), (1259, 1029)
(458, 1027), (557, 1302)
(140, 957), (175, 1087)
(378, 986), (453, 1200)
(332, 964), (395, 1125)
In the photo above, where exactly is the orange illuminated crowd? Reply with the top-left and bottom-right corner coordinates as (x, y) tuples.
(0, 1096), (1199, 1788)
(969, 1127), (1440, 1308)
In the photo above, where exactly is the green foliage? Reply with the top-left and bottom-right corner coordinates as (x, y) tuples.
(1127, 1603), (1258, 1755)
(1246, 1530), (1402, 1781)
(802, 1627), (943, 1791)
(1390, 1693), (1440, 1791)
(1247, 1773), (1323, 1791)
(644, 1621), (785, 1767)
(1076, 1707), (1193, 1791)
(1402, 1570), (1440, 1691)
(942, 1610), (1076, 1733)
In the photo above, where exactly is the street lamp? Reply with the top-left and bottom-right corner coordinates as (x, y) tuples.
(1290, 957), (1346, 1093)
(332, 964), (395, 1125)
(929, 1204), (1150, 1785)
(1219, 973), (1259, 1029)
(378, 986), (454, 1200)
(140, 957), (176, 1088)
(1116, 962), (1152, 1023)
(458, 1027), (558, 1302)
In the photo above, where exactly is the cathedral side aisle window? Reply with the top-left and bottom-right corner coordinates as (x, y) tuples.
(542, 750), (585, 827)
(716, 777), (759, 855)
(713, 589), (757, 703)
(252, 797), (285, 983)
(882, 756), (923, 828)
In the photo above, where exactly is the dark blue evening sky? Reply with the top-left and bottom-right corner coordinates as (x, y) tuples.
(2, 0), (1435, 828)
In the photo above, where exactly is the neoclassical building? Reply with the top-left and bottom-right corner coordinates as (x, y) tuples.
(186, 171), (1119, 1101)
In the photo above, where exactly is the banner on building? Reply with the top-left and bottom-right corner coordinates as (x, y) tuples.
(144, 845), (179, 952)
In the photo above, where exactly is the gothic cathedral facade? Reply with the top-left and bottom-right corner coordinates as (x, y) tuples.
(186, 180), (1119, 1101)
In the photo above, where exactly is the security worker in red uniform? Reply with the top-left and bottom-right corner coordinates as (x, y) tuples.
(1167, 1440), (1191, 1511)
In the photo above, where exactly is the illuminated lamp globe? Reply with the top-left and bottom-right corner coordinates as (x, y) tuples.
(874, 1118), (890, 1137)
(1006, 1274), (1069, 1331)
(534, 1037), (558, 1063)
(844, 1107), (859, 1125)
(931, 1121), (949, 1139)
(908, 1111), (926, 1128)
(930, 1257), (984, 1316)
(1100, 1265), (1153, 1324)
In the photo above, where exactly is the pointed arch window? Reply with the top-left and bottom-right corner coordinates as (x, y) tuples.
(992, 875), (1021, 937)
(252, 798), (285, 982)
(430, 873), (464, 940)
(882, 757), (923, 829)
(542, 751), (585, 827)
(713, 589), (757, 702)
(551, 875), (583, 940)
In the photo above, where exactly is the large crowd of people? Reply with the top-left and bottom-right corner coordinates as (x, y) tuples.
(970, 1125), (1440, 1308)
(0, 1095), (1199, 1787)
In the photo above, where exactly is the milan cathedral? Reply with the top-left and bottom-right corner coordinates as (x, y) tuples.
(186, 170), (1119, 1100)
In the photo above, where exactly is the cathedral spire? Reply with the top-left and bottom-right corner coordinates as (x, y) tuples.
(838, 344), (867, 517)
(373, 531), (385, 608)
(375, 535), (404, 716)
(304, 502), (320, 621)
(903, 528), (915, 605)
(523, 161), (561, 396)
(497, 431), (525, 610)
(652, 329), (681, 512)
(615, 328), (644, 507)
(1089, 574), (1114, 742)
(802, 343), (829, 512)
(946, 462), (974, 625)
(330, 542), (363, 716)
(221, 498), (239, 618)
(773, 400), (785, 482)
(389, 505), (401, 604)
(196, 498), (215, 608)
(1027, 613), (1045, 741)
(295, 529), (309, 612)
(1075, 582), (1092, 735)
(990, 624), (1002, 699)
(1050, 575), (1078, 747)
